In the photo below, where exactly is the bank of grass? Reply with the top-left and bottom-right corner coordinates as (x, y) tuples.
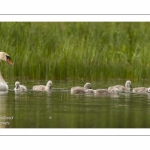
(0, 22), (150, 82)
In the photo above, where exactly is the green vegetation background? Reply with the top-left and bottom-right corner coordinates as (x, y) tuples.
(1, 22), (150, 81)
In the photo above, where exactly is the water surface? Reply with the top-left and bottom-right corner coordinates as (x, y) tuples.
(0, 80), (150, 128)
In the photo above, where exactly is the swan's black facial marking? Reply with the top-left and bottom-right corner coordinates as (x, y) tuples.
(6, 55), (13, 65)
(6, 55), (11, 61)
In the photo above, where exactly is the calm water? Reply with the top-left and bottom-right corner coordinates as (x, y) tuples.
(1, 80), (150, 128)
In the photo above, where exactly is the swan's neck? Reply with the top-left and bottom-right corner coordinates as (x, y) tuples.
(0, 71), (6, 83)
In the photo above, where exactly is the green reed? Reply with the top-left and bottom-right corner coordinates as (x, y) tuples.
(1, 22), (150, 82)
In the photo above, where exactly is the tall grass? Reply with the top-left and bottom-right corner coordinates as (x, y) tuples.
(0, 22), (150, 82)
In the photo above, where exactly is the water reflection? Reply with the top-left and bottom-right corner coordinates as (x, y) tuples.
(15, 90), (27, 95)
(94, 92), (120, 98)
(147, 93), (150, 99)
(0, 92), (8, 112)
(2, 80), (150, 128)
(0, 92), (9, 128)
(31, 90), (52, 97)
(0, 91), (8, 96)
(14, 89), (29, 101)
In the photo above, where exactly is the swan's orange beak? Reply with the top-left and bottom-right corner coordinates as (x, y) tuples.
(7, 58), (13, 65)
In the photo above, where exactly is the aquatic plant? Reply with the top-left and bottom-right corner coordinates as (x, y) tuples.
(0, 22), (150, 82)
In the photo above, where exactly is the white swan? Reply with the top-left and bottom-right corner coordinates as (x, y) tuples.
(0, 52), (13, 91)
(71, 82), (93, 94)
(14, 81), (27, 91)
(132, 87), (150, 93)
(108, 80), (132, 93)
(32, 80), (52, 91)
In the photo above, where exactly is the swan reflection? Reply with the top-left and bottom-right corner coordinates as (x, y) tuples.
(0, 93), (8, 128)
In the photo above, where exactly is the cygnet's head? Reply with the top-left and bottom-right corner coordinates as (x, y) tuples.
(15, 81), (20, 89)
(46, 80), (52, 89)
(125, 80), (132, 88)
(147, 87), (150, 93)
(84, 82), (92, 90)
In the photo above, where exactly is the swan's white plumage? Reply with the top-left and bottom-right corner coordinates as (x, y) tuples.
(94, 89), (109, 95)
(71, 82), (93, 94)
(0, 52), (13, 91)
(94, 87), (120, 95)
(14, 81), (27, 91)
(108, 80), (132, 93)
(32, 80), (52, 91)
(132, 87), (150, 93)
(0, 72), (8, 91)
